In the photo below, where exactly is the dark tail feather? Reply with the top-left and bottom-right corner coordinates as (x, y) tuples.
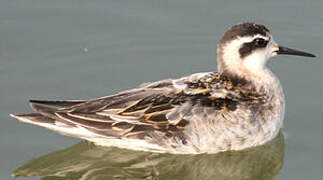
(29, 99), (86, 107)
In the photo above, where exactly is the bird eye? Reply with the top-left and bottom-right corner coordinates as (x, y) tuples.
(254, 38), (267, 47)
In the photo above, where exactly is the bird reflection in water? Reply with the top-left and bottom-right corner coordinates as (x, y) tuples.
(13, 131), (284, 180)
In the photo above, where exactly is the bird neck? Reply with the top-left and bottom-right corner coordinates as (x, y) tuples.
(219, 65), (278, 94)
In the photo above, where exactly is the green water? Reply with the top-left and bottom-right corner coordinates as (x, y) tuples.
(1, 1), (322, 179)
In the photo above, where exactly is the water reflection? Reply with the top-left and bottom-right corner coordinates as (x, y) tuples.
(13, 132), (284, 180)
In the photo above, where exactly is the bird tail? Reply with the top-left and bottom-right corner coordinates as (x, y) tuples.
(10, 113), (55, 126)
(10, 102), (85, 138)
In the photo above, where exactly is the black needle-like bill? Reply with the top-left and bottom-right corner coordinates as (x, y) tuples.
(277, 46), (316, 57)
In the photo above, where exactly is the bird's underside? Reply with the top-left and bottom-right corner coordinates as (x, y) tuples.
(11, 72), (271, 154)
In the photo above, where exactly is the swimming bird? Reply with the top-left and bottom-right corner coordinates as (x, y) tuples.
(10, 22), (315, 154)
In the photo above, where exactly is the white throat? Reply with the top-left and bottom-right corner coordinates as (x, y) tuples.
(242, 50), (267, 73)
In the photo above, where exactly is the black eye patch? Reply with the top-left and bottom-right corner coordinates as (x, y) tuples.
(254, 38), (268, 47)
(239, 38), (269, 58)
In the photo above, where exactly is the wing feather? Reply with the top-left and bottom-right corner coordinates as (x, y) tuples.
(29, 100), (86, 107)
(15, 72), (264, 147)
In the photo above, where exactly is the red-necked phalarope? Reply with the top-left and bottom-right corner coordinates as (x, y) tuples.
(11, 22), (315, 154)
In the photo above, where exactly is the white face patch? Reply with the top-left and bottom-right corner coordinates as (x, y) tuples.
(218, 34), (278, 76)
(243, 36), (278, 73)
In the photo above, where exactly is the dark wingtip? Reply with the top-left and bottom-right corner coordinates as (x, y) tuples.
(29, 102), (41, 111)
(29, 99), (86, 107)
(310, 54), (316, 58)
(29, 99), (47, 104)
(29, 102), (58, 118)
(29, 102), (55, 112)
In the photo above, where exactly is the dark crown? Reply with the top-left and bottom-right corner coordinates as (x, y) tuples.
(219, 22), (270, 45)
